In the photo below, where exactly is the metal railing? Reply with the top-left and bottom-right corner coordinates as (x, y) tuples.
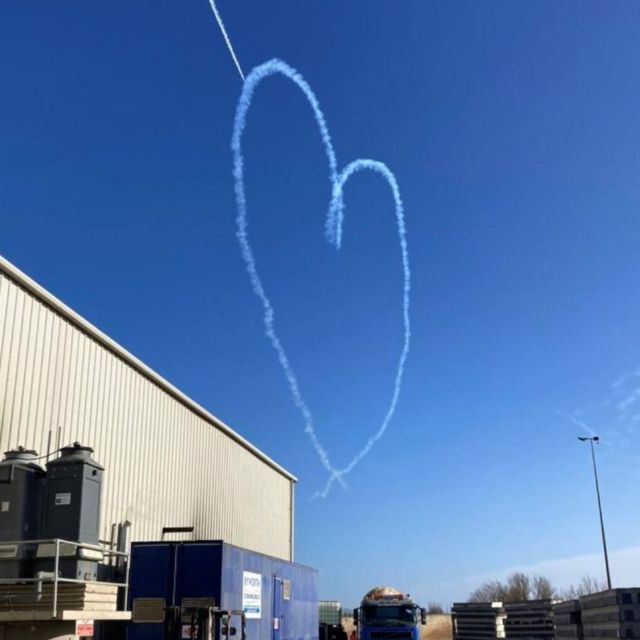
(0, 538), (130, 617)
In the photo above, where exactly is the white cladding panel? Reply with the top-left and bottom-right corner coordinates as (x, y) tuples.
(0, 268), (293, 560)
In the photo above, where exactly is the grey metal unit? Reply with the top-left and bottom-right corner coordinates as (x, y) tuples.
(37, 443), (104, 580)
(0, 448), (45, 578)
(319, 600), (347, 640)
(41, 443), (103, 545)
(319, 601), (344, 626)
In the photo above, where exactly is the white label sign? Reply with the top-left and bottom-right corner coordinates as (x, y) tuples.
(1, 501), (9, 512)
(242, 571), (262, 619)
(55, 492), (71, 506)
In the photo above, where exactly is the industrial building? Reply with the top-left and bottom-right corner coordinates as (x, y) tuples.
(0, 255), (296, 561)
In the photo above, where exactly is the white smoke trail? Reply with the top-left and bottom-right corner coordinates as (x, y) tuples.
(231, 59), (411, 497)
(208, 0), (245, 81)
(554, 409), (598, 438)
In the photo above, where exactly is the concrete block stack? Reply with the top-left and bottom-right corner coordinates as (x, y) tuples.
(453, 602), (506, 640)
(0, 583), (118, 614)
(579, 589), (640, 640)
(504, 600), (555, 640)
(553, 599), (583, 640)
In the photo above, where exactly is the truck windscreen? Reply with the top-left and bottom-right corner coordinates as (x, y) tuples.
(362, 605), (416, 626)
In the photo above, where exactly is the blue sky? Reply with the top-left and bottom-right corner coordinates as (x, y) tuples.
(3, 1), (640, 607)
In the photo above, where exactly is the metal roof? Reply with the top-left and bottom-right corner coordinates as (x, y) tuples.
(0, 254), (297, 482)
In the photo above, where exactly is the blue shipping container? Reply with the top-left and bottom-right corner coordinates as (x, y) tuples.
(127, 541), (319, 640)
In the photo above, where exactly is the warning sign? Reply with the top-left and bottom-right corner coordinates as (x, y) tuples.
(75, 619), (94, 637)
(182, 624), (199, 639)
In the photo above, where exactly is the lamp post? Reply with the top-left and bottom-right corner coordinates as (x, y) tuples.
(578, 436), (612, 590)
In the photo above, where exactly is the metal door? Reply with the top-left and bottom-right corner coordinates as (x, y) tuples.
(273, 577), (283, 640)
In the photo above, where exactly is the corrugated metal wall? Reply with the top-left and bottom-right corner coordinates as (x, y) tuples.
(128, 541), (318, 640)
(0, 265), (294, 560)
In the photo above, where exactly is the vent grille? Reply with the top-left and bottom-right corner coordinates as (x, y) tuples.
(0, 545), (17, 559)
(182, 597), (216, 609)
(132, 597), (166, 623)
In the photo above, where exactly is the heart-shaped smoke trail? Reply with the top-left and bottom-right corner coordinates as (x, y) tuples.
(232, 59), (411, 498)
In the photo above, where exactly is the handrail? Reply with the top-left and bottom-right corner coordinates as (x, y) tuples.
(0, 537), (128, 554)
(0, 538), (129, 617)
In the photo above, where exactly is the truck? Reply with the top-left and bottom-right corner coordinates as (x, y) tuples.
(353, 587), (426, 640)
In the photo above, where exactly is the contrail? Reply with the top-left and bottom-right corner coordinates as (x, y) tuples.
(207, 0), (245, 81)
(231, 59), (411, 497)
(554, 409), (598, 437)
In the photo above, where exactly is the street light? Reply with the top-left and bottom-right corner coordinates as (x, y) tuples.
(578, 435), (612, 589)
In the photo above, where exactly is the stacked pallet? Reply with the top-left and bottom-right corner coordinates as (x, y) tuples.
(0, 582), (118, 613)
(580, 589), (640, 640)
(553, 599), (583, 640)
(452, 602), (506, 640)
(504, 600), (555, 640)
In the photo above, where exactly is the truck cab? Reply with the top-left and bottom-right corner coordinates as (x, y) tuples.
(353, 587), (426, 640)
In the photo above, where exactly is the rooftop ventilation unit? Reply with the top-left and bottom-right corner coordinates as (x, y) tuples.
(37, 442), (104, 581)
(0, 447), (46, 579)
